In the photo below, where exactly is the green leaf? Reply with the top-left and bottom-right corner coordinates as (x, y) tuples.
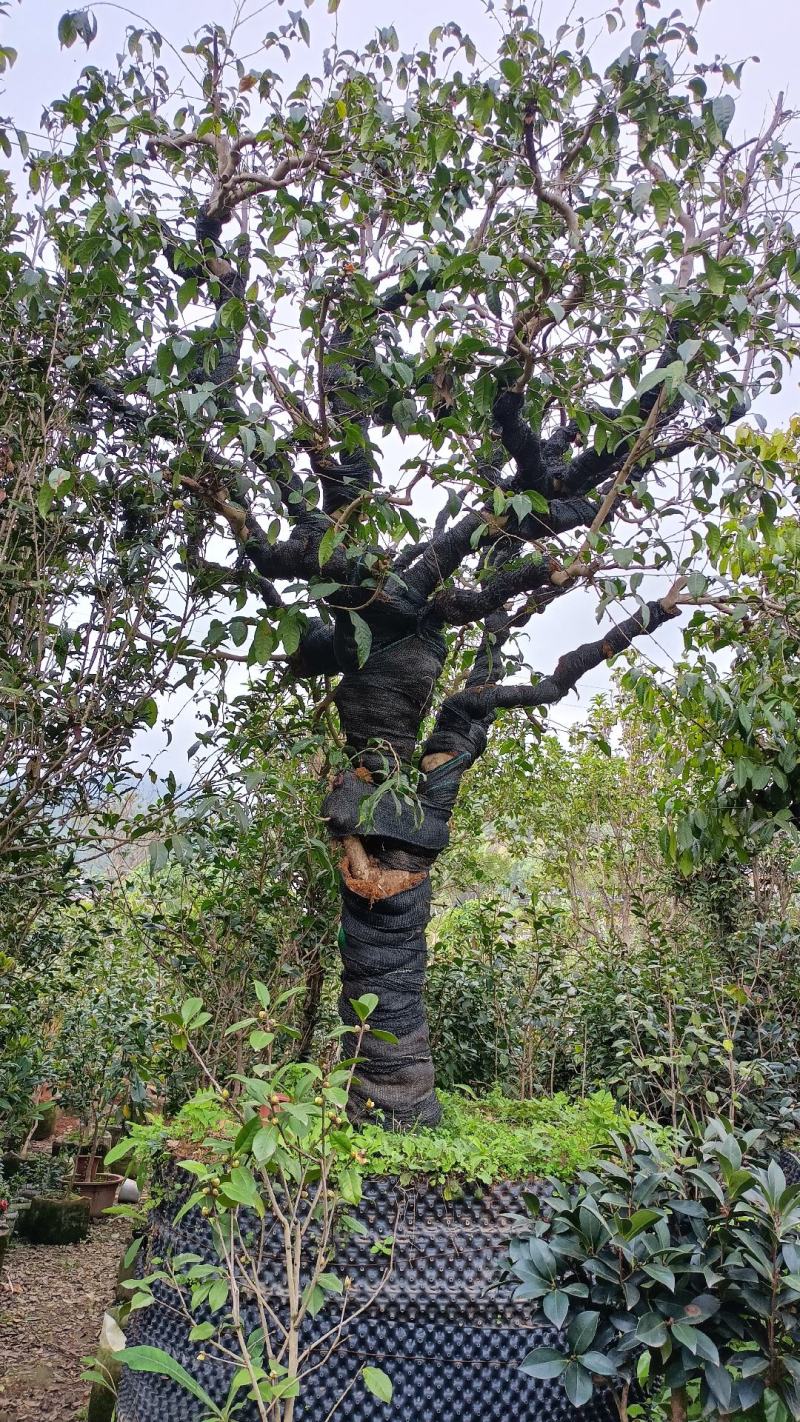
(672, 1322), (719, 1363)
(636, 1313), (668, 1347)
(350, 992), (379, 1022)
(338, 1165), (362, 1205)
(221, 1166), (265, 1217)
(681, 1293), (721, 1323)
(391, 398), (416, 433)
(580, 1352), (617, 1378)
(252, 618), (275, 665)
(279, 610), (303, 658)
(57, 13), (77, 47)
(104, 1138), (134, 1167)
(116, 1348), (222, 1414)
(642, 1263), (675, 1291)
(177, 278), (198, 311)
(636, 367), (669, 398)
(362, 1366), (393, 1403)
(704, 256), (727, 295)
(567, 1311), (599, 1354)
(249, 1029), (274, 1050)
(251, 1127), (277, 1164)
(500, 58), (523, 85)
(37, 480), (55, 518)
(521, 1347), (568, 1380)
(180, 996), (203, 1026)
(543, 1290), (570, 1328)
(617, 1207), (663, 1239)
(189, 1321), (215, 1343)
(712, 95), (736, 135)
(564, 1362), (594, 1407)
(318, 524), (340, 568)
(349, 612), (372, 668)
(651, 181), (677, 228)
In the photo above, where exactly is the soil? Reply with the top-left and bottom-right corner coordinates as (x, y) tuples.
(0, 1216), (129, 1422)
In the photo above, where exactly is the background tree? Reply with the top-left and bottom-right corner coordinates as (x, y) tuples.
(627, 419), (800, 867)
(14, 3), (800, 1123)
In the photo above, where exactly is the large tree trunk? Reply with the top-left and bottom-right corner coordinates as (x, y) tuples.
(321, 618), (488, 1127)
(337, 875), (439, 1125)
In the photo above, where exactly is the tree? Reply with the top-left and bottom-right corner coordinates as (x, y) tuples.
(626, 420), (800, 868)
(12, 2), (800, 1124)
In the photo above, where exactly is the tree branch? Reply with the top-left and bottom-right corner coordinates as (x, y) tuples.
(436, 583), (684, 728)
(430, 552), (555, 625)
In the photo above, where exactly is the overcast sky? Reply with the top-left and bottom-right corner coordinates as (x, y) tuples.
(4, 0), (797, 138)
(2, 0), (799, 766)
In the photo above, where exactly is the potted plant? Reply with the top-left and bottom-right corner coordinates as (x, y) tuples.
(14, 1153), (91, 1245)
(52, 992), (159, 1216)
(113, 991), (627, 1421)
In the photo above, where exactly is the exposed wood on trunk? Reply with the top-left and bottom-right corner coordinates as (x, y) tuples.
(340, 836), (426, 904)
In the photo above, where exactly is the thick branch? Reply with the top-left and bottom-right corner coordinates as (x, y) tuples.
(434, 586), (683, 731)
(430, 552), (555, 625)
(287, 619), (339, 678)
(492, 389), (547, 493)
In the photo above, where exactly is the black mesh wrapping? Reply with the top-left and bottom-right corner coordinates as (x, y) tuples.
(779, 1149), (800, 1184)
(340, 878), (430, 1033)
(339, 878), (439, 1126)
(333, 625), (446, 771)
(116, 1171), (619, 1422)
(325, 767), (454, 853)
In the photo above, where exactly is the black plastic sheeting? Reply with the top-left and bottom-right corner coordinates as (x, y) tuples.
(116, 1172), (618, 1422)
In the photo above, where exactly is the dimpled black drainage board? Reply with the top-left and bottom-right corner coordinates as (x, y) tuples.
(116, 1171), (618, 1422)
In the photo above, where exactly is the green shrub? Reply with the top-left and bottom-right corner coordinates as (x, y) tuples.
(508, 1120), (800, 1421)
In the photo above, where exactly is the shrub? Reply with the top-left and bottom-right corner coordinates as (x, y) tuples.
(508, 1121), (800, 1420)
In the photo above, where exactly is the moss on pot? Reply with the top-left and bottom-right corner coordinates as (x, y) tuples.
(18, 1193), (90, 1245)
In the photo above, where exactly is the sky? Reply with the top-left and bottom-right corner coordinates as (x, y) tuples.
(2, 0), (799, 768)
(4, 0), (797, 142)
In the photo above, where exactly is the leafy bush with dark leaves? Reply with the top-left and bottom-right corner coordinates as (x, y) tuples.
(507, 1122), (800, 1421)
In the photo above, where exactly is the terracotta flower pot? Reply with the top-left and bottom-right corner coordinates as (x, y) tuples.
(54, 1146), (99, 1180)
(74, 1173), (124, 1219)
